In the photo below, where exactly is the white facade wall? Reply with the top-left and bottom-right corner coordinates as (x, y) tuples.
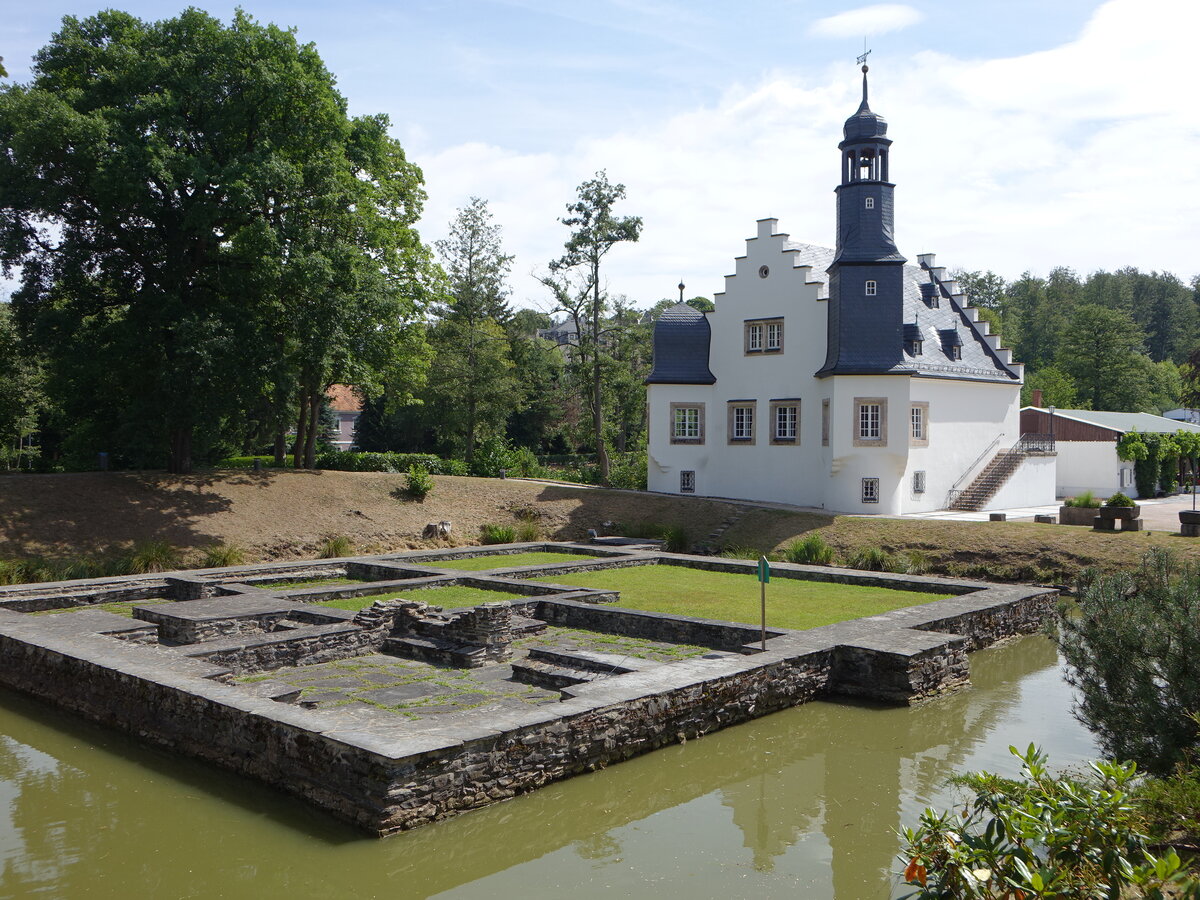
(646, 219), (1053, 515)
(1054, 441), (1135, 499)
(987, 454), (1057, 509)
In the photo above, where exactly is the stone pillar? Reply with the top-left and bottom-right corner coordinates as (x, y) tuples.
(456, 601), (514, 664)
(164, 575), (213, 602)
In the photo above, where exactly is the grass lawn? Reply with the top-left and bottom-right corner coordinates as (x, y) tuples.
(258, 577), (360, 589)
(316, 584), (525, 611)
(532, 565), (945, 630)
(34, 598), (168, 617)
(410, 551), (599, 571)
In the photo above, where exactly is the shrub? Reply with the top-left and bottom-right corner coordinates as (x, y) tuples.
(201, 544), (246, 568)
(845, 546), (893, 572)
(783, 534), (835, 566)
(899, 745), (1197, 899)
(469, 436), (515, 478)
(1134, 757), (1200, 846)
(215, 455), (291, 469)
(1064, 490), (1097, 508)
(1105, 491), (1135, 507)
(660, 524), (689, 553)
(898, 550), (929, 575)
(318, 535), (353, 559)
(719, 545), (762, 560)
(508, 446), (547, 478)
(129, 540), (181, 574)
(608, 451), (648, 491)
(480, 523), (515, 545)
(404, 465), (434, 501)
(1055, 548), (1200, 775)
(313, 451), (457, 475)
(514, 521), (541, 542)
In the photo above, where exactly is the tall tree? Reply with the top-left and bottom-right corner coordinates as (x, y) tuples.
(0, 10), (433, 473)
(1057, 304), (1150, 411)
(546, 171), (642, 484)
(0, 302), (45, 469)
(429, 198), (518, 461)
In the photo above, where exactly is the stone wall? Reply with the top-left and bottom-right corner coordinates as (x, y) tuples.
(534, 597), (785, 652)
(181, 623), (385, 675)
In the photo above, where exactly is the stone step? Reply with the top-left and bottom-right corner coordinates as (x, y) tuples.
(382, 635), (485, 668)
(510, 614), (547, 636)
(526, 646), (644, 675)
(510, 658), (603, 691)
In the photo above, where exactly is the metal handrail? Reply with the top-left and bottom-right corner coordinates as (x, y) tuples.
(948, 433), (1004, 495)
(947, 433), (1057, 508)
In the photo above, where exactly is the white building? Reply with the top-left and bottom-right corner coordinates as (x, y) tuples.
(644, 67), (1054, 516)
(1020, 407), (1200, 499)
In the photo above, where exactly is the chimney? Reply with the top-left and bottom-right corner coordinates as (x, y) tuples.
(1031, 388), (1044, 408)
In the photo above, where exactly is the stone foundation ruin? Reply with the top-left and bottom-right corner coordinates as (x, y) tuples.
(0, 541), (1056, 836)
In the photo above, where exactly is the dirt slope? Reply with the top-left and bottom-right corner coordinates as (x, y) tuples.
(0, 471), (753, 561)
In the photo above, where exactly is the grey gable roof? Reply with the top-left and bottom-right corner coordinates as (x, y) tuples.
(646, 302), (716, 385)
(1045, 409), (1200, 435)
(784, 241), (1019, 383)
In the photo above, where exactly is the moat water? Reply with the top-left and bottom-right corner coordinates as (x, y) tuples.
(0, 635), (1097, 899)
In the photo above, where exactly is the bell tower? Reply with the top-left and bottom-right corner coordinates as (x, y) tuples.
(818, 63), (909, 377)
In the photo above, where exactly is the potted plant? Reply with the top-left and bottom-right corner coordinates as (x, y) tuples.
(1098, 492), (1139, 521)
(1180, 476), (1200, 527)
(1059, 491), (1100, 526)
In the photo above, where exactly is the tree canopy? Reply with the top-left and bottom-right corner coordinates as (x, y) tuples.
(0, 9), (435, 472)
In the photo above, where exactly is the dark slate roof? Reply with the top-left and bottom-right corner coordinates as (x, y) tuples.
(646, 302), (717, 385)
(785, 241), (1020, 383)
(842, 68), (888, 142)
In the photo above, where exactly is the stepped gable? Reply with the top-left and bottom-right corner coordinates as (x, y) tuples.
(784, 241), (1019, 384)
(646, 302), (717, 385)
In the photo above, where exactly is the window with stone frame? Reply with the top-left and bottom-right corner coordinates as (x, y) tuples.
(861, 477), (880, 504)
(728, 402), (756, 444)
(744, 318), (783, 354)
(769, 400), (799, 445)
(670, 403), (704, 444)
(853, 397), (887, 446)
(910, 402), (929, 447)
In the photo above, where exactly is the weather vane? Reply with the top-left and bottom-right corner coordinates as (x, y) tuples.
(857, 39), (871, 68)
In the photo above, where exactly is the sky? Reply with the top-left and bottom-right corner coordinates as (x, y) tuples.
(4, 0), (1198, 312)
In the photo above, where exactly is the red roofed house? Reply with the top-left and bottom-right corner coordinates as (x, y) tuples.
(326, 384), (363, 452)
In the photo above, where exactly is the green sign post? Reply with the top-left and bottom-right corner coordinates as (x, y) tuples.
(757, 555), (770, 650)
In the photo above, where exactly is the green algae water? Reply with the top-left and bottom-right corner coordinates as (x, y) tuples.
(0, 635), (1096, 899)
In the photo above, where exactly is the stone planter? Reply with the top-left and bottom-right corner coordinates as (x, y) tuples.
(1179, 510), (1200, 536)
(1059, 506), (1099, 526)
(1098, 505), (1139, 521)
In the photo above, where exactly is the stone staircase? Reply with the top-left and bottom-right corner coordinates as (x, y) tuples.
(700, 505), (750, 552)
(510, 647), (650, 690)
(948, 435), (1055, 512)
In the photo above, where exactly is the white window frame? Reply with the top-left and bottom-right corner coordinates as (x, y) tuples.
(770, 402), (798, 444)
(853, 397), (888, 447)
(670, 403), (704, 444)
(865, 280), (877, 296)
(746, 323), (763, 352)
(729, 404), (755, 443)
(861, 477), (880, 504)
(910, 404), (926, 442)
(865, 197), (875, 209)
(766, 322), (782, 351)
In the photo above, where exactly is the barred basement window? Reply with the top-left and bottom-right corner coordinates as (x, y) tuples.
(862, 477), (880, 504)
(913, 470), (926, 494)
(680, 470), (695, 494)
(865, 280), (877, 296)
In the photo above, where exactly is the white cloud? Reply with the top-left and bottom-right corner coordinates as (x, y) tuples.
(807, 4), (923, 39)
(417, 0), (1200, 312)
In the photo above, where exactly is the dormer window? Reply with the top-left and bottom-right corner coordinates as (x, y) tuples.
(865, 197), (875, 209)
(940, 328), (963, 360)
(903, 323), (923, 357)
(919, 282), (940, 308)
(865, 280), (877, 296)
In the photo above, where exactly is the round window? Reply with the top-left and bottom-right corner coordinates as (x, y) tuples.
(758, 265), (769, 279)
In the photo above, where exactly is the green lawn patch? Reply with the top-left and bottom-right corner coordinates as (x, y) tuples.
(34, 598), (169, 617)
(532, 565), (944, 630)
(410, 551), (598, 571)
(258, 577), (360, 590)
(315, 584), (525, 611)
